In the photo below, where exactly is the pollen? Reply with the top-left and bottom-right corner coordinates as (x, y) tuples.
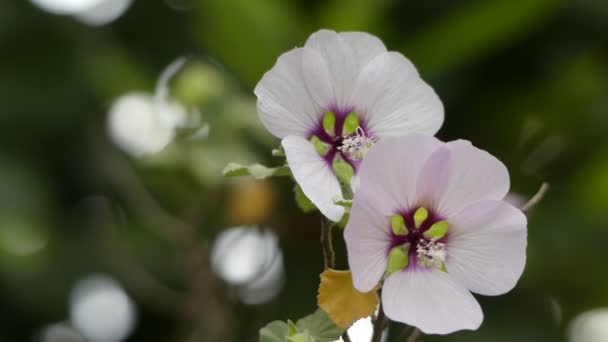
(337, 127), (377, 161)
(416, 239), (447, 270)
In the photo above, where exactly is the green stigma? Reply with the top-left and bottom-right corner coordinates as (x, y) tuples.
(309, 135), (329, 156)
(413, 207), (428, 229)
(342, 111), (360, 136)
(391, 214), (408, 236)
(423, 221), (449, 239)
(322, 111), (336, 137)
(386, 244), (410, 275)
(332, 156), (354, 184)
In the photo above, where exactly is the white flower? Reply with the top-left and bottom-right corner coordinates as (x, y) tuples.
(344, 134), (527, 334)
(255, 29), (443, 221)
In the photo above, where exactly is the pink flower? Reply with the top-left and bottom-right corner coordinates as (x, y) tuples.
(255, 29), (443, 221)
(344, 134), (527, 334)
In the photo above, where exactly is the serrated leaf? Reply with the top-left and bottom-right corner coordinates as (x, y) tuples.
(223, 162), (290, 179)
(294, 185), (316, 213)
(295, 308), (343, 342)
(260, 321), (289, 342)
(317, 269), (378, 329)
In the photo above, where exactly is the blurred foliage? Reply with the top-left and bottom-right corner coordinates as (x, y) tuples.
(0, 0), (608, 341)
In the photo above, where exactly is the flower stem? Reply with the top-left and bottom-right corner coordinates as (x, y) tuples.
(321, 217), (335, 269)
(405, 328), (421, 342)
(371, 302), (388, 342)
(521, 182), (549, 213)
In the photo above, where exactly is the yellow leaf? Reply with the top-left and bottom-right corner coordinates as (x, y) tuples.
(317, 269), (378, 329)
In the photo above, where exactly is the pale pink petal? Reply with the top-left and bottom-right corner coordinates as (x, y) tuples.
(416, 140), (510, 216)
(349, 52), (443, 138)
(301, 48), (335, 112)
(305, 29), (359, 109)
(255, 49), (322, 138)
(382, 269), (483, 334)
(446, 200), (527, 296)
(337, 31), (387, 69)
(282, 136), (344, 222)
(344, 199), (391, 292)
(356, 134), (442, 215)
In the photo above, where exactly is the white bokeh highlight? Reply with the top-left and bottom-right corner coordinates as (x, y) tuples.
(69, 274), (137, 342)
(569, 308), (608, 342)
(107, 92), (186, 157)
(211, 226), (285, 305)
(30, 0), (132, 25)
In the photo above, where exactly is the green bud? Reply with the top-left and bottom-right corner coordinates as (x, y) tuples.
(342, 111), (360, 136)
(391, 214), (408, 236)
(413, 207), (428, 229)
(332, 156), (354, 185)
(386, 244), (410, 275)
(323, 111), (336, 137)
(309, 136), (329, 156)
(423, 221), (449, 239)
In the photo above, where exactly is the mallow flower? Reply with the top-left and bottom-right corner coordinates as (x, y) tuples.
(255, 29), (443, 221)
(344, 134), (527, 334)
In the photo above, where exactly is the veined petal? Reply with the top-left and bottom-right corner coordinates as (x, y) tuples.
(446, 200), (527, 296)
(255, 49), (321, 138)
(282, 136), (344, 222)
(304, 30), (358, 109)
(416, 140), (510, 216)
(382, 269), (483, 334)
(344, 199), (391, 292)
(349, 51), (443, 138)
(355, 134), (443, 215)
(337, 31), (387, 69)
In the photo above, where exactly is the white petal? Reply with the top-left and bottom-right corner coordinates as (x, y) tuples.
(301, 48), (336, 112)
(305, 30), (359, 109)
(282, 136), (344, 221)
(337, 31), (387, 69)
(355, 134), (442, 215)
(446, 200), (527, 296)
(382, 269), (483, 334)
(344, 199), (391, 292)
(416, 140), (510, 216)
(255, 49), (322, 138)
(349, 51), (443, 138)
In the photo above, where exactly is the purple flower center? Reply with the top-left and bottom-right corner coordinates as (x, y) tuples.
(388, 207), (449, 270)
(308, 108), (375, 170)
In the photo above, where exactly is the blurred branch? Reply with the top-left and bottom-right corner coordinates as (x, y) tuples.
(522, 182), (550, 213)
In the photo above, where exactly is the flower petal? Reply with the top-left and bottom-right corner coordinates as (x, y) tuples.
(349, 51), (444, 138)
(416, 140), (510, 216)
(282, 135), (344, 221)
(255, 49), (322, 138)
(344, 198), (391, 292)
(446, 200), (527, 296)
(382, 269), (483, 334)
(337, 31), (387, 69)
(305, 30), (360, 109)
(356, 134), (442, 215)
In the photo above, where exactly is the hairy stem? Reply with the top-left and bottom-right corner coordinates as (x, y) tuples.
(321, 217), (335, 269)
(405, 328), (421, 342)
(371, 302), (388, 342)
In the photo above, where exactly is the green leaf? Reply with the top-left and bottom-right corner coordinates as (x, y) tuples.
(260, 321), (289, 342)
(295, 309), (343, 342)
(294, 185), (316, 213)
(222, 163), (290, 179)
(288, 332), (316, 342)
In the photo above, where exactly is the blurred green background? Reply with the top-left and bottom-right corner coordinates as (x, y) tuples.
(1, 0), (608, 341)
